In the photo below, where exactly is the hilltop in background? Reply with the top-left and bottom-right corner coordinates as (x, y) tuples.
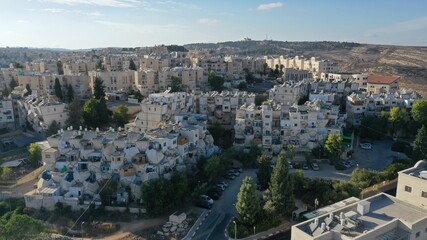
(185, 41), (427, 97)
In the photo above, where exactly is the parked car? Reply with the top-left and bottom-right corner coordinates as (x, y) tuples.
(288, 161), (293, 169)
(339, 161), (351, 169)
(345, 160), (355, 167)
(217, 181), (228, 188)
(311, 163), (319, 171)
(360, 143), (372, 150)
(302, 163), (309, 170)
(232, 167), (243, 173)
(213, 184), (225, 191)
(196, 195), (214, 209)
(225, 172), (236, 180)
(207, 189), (221, 200)
(227, 169), (239, 177)
(293, 162), (301, 169)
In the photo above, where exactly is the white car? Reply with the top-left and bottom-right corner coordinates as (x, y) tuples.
(217, 181), (228, 188)
(360, 143), (372, 150)
(200, 195), (214, 205)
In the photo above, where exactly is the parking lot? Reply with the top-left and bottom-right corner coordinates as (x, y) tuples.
(351, 139), (403, 171)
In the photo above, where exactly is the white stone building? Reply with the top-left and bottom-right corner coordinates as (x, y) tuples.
(24, 117), (216, 211)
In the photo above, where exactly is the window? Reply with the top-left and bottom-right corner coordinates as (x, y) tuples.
(422, 191), (427, 198)
(415, 232), (420, 238)
(405, 186), (412, 193)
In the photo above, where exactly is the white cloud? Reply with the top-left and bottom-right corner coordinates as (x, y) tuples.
(17, 20), (29, 24)
(257, 2), (283, 11)
(199, 18), (219, 27)
(37, 0), (140, 8)
(43, 8), (65, 13)
(95, 20), (186, 33)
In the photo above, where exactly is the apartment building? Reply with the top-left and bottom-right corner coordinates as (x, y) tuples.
(140, 55), (170, 71)
(0, 95), (15, 130)
(269, 80), (309, 106)
(24, 117), (216, 211)
(17, 95), (68, 132)
(346, 89), (421, 126)
(241, 57), (266, 73)
(309, 79), (360, 96)
(291, 161), (427, 240)
(192, 56), (227, 77)
(195, 90), (255, 128)
(125, 91), (193, 132)
(234, 100), (344, 153)
(367, 75), (400, 94)
(63, 62), (96, 75)
(282, 68), (312, 82)
(265, 56), (339, 77)
(134, 67), (207, 97)
(88, 70), (136, 94)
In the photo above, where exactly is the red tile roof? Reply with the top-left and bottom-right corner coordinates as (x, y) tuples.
(368, 75), (400, 84)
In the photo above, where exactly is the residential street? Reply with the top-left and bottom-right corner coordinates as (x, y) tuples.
(192, 169), (257, 240)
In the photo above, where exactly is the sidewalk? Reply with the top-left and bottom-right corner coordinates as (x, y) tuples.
(228, 221), (296, 240)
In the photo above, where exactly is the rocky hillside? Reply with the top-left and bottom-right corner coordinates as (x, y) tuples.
(185, 41), (427, 97)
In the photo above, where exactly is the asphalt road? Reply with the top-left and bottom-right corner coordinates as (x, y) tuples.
(192, 169), (257, 240)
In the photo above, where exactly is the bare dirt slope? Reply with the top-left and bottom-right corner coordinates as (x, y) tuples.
(301, 45), (427, 97)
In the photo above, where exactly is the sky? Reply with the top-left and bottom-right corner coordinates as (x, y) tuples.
(1, 0), (427, 49)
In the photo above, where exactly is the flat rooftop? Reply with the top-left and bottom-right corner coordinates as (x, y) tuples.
(399, 160), (427, 178)
(296, 193), (427, 239)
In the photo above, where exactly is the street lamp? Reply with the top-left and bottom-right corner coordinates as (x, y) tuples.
(81, 221), (86, 240)
(253, 226), (256, 236)
(314, 198), (319, 210)
(233, 220), (237, 240)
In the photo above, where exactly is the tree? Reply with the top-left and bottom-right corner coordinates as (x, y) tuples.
(96, 59), (104, 70)
(274, 64), (280, 78)
(360, 115), (388, 139)
(114, 105), (130, 127)
(9, 77), (17, 90)
(279, 64), (284, 74)
(170, 76), (183, 92)
(208, 71), (224, 92)
(83, 98), (109, 128)
(46, 120), (60, 137)
(54, 78), (63, 101)
(56, 60), (64, 75)
(0, 167), (13, 181)
(2, 84), (9, 97)
(66, 96), (82, 129)
(237, 82), (247, 91)
(66, 84), (74, 103)
(204, 155), (225, 183)
(255, 93), (268, 106)
(270, 154), (295, 217)
(349, 167), (382, 189)
(24, 84), (32, 96)
(0, 213), (45, 240)
(262, 63), (268, 75)
(256, 154), (272, 190)
(413, 125), (427, 161)
(412, 100), (427, 126)
(388, 107), (408, 136)
(99, 180), (117, 206)
(141, 178), (175, 216)
(129, 59), (137, 70)
(236, 177), (261, 226)
(93, 77), (106, 100)
(324, 134), (344, 164)
(28, 143), (42, 168)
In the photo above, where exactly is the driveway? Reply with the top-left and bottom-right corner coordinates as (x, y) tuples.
(192, 169), (257, 240)
(289, 163), (352, 181)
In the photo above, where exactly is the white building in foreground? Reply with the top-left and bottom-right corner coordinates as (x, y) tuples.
(292, 160), (427, 240)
